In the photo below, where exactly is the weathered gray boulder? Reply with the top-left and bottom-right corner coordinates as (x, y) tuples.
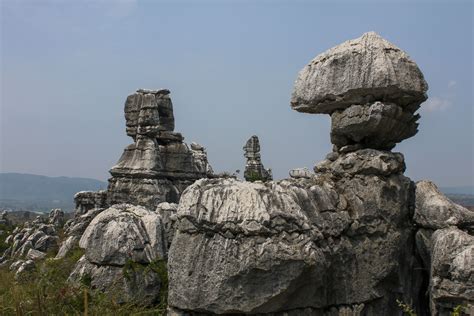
(74, 190), (107, 216)
(414, 180), (474, 230)
(330, 102), (420, 150)
(168, 171), (420, 314)
(69, 204), (167, 305)
(314, 149), (405, 177)
(48, 208), (65, 228)
(289, 167), (312, 179)
(56, 207), (104, 259)
(429, 227), (473, 315)
(414, 181), (474, 314)
(55, 191), (108, 259)
(291, 32), (428, 114)
(79, 204), (166, 265)
(26, 248), (46, 261)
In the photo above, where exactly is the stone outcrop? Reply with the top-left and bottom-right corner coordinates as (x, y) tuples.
(0, 210), (10, 226)
(289, 167), (312, 179)
(291, 32), (428, 151)
(414, 181), (474, 315)
(69, 204), (168, 305)
(168, 153), (420, 315)
(0, 209), (64, 274)
(56, 191), (108, 259)
(243, 135), (272, 181)
(74, 190), (107, 216)
(107, 89), (213, 209)
(291, 32), (428, 115)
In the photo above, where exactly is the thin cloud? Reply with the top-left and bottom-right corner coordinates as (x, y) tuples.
(423, 97), (453, 112)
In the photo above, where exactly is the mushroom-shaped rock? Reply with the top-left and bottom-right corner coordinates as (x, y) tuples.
(291, 32), (428, 114)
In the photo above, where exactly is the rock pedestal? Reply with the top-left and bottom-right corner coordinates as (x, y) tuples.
(243, 135), (272, 182)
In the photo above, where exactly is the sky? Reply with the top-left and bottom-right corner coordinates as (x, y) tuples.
(1, 0), (473, 187)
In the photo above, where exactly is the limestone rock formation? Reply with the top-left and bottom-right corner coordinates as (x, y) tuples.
(291, 32), (428, 114)
(414, 181), (474, 230)
(0, 209), (64, 274)
(56, 191), (108, 259)
(48, 208), (65, 228)
(155, 202), (178, 250)
(107, 89), (213, 209)
(69, 204), (167, 305)
(414, 181), (474, 314)
(74, 190), (107, 216)
(291, 32), (428, 151)
(168, 159), (420, 314)
(167, 32), (472, 315)
(289, 167), (312, 179)
(243, 135), (272, 181)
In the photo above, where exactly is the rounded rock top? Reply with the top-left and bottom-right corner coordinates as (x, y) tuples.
(136, 88), (170, 95)
(291, 32), (428, 114)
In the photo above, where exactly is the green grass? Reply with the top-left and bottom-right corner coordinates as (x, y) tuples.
(397, 299), (468, 316)
(0, 248), (168, 315)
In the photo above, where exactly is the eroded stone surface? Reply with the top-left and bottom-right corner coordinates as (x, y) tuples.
(291, 32), (428, 151)
(291, 32), (428, 114)
(414, 181), (474, 230)
(330, 102), (420, 150)
(107, 89), (212, 210)
(168, 173), (421, 314)
(0, 209), (63, 274)
(414, 181), (474, 314)
(69, 204), (167, 305)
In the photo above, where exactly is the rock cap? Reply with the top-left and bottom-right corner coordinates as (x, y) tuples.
(291, 32), (428, 114)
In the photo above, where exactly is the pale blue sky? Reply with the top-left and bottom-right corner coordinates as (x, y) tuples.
(1, 0), (473, 187)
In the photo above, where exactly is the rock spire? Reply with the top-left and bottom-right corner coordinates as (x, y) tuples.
(107, 89), (213, 208)
(243, 135), (272, 181)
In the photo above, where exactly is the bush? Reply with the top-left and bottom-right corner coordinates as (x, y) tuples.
(246, 171), (265, 182)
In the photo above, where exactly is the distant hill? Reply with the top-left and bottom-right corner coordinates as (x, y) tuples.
(441, 186), (474, 208)
(441, 186), (474, 195)
(0, 173), (107, 212)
